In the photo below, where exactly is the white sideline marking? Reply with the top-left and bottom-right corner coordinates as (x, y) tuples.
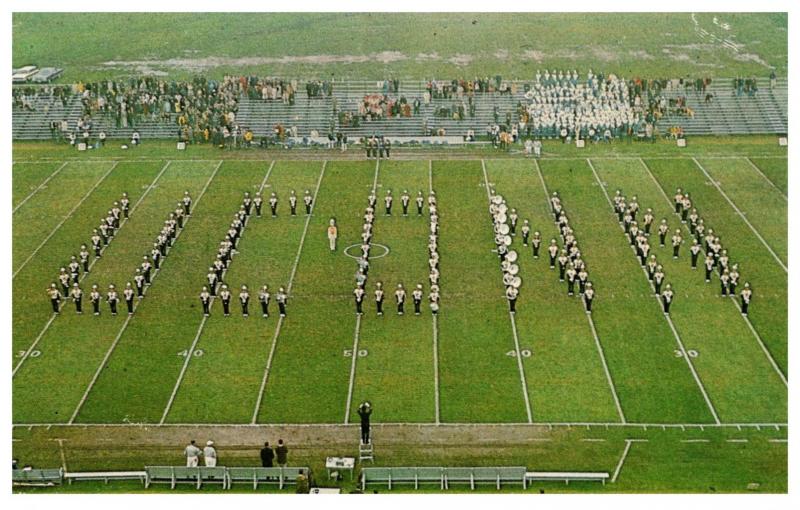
(343, 159), (380, 424)
(10, 421), (787, 428)
(726, 438), (748, 443)
(160, 161), (276, 424)
(13, 155), (788, 165)
(481, 159), (533, 424)
(13, 160), (173, 378)
(692, 157), (787, 273)
(587, 158), (721, 425)
(251, 161), (327, 424)
(533, 158), (626, 424)
(611, 439), (633, 483)
(581, 438), (606, 442)
(681, 439), (710, 443)
(56, 439), (68, 472)
(68, 161), (223, 424)
(769, 439), (788, 443)
(745, 157), (787, 200)
(638, 158), (787, 388)
(13, 161), (69, 213)
(13, 162), (119, 279)
(429, 160), (441, 425)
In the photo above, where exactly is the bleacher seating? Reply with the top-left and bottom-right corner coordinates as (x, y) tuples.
(12, 468), (64, 486)
(12, 78), (787, 141)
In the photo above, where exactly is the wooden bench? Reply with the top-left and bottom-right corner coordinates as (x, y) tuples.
(12, 468), (63, 486)
(226, 467), (309, 490)
(144, 466), (228, 489)
(525, 471), (610, 485)
(65, 471), (147, 485)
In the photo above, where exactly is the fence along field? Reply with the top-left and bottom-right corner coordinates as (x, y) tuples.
(11, 151), (787, 427)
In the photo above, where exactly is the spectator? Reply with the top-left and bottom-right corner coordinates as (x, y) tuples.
(184, 440), (201, 467)
(276, 439), (288, 467)
(296, 469), (309, 494)
(203, 440), (217, 467)
(260, 441), (275, 467)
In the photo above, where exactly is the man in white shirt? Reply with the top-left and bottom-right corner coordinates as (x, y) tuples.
(184, 440), (201, 467)
(203, 441), (217, 467)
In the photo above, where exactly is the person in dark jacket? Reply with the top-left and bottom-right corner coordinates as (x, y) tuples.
(275, 439), (288, 467)
(260, 442), (275, 467)
(358, 401), (373, 444)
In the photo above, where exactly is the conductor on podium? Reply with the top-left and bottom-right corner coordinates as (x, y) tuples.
(358, 401), (372, 444)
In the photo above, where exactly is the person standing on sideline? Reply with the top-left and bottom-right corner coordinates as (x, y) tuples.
(295, 470), (310, 494)
(358, 401), (372, 444)
(260, 442), (274, 467)
(327, 219), (338, 251)
(203, 441), (217, 467)
(184, 440), (201, 467)
(275, 440), (288, 467)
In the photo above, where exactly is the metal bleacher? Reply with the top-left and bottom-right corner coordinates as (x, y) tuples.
(12, 78), (787, 141)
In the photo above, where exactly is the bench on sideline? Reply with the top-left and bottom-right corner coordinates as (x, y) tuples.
(145, 466), (311, 490)
(12, 468), (64, 486)
(525, 471), (610, 485)
(362, 466), (528, 490)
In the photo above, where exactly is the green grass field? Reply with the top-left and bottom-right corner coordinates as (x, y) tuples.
(12, 12), (787, 81)
(11, 137), (788, 492)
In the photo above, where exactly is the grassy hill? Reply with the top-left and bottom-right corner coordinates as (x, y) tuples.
(12, 12), (787, 82)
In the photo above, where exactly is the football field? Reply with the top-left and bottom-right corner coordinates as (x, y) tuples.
(11, 141), (788, 431)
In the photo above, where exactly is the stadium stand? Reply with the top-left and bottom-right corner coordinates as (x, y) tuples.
(12, 77), (787, 141)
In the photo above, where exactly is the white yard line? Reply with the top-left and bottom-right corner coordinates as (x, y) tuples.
(251, 161), (327, 424)
(611, 439), (634, 483)
(639, 158), (787, 387)
(429, 160), (441, 425)
(692, 157), (787, 273)
(587, 158), (721, 425)
(343, 159), (381, 424)
(160, 161), (276, 425)
(12, 161), (173, 378)
(68, 161), (223, 424)
(533, 158), (626, 424)
(13, 161), (69, 213)
(10, 421), (788, 429)
(13, 162), (119, 279)
(481, 159), (533, 424)
(745, 158), (788, 200)
(343, 315), (363, 425)
(56, 439), (68, 471)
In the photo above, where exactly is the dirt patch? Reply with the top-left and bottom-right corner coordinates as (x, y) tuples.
(415, 52), (440, 61)
(591, 48), (619, 62)
(733, 52), (771, 68)
(628, 50), (654, 61)
(447, 54), (473, 66)
(493, 49), (509, 60)
(522, 50), (546, 62)
(100, 52), (410, 72)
